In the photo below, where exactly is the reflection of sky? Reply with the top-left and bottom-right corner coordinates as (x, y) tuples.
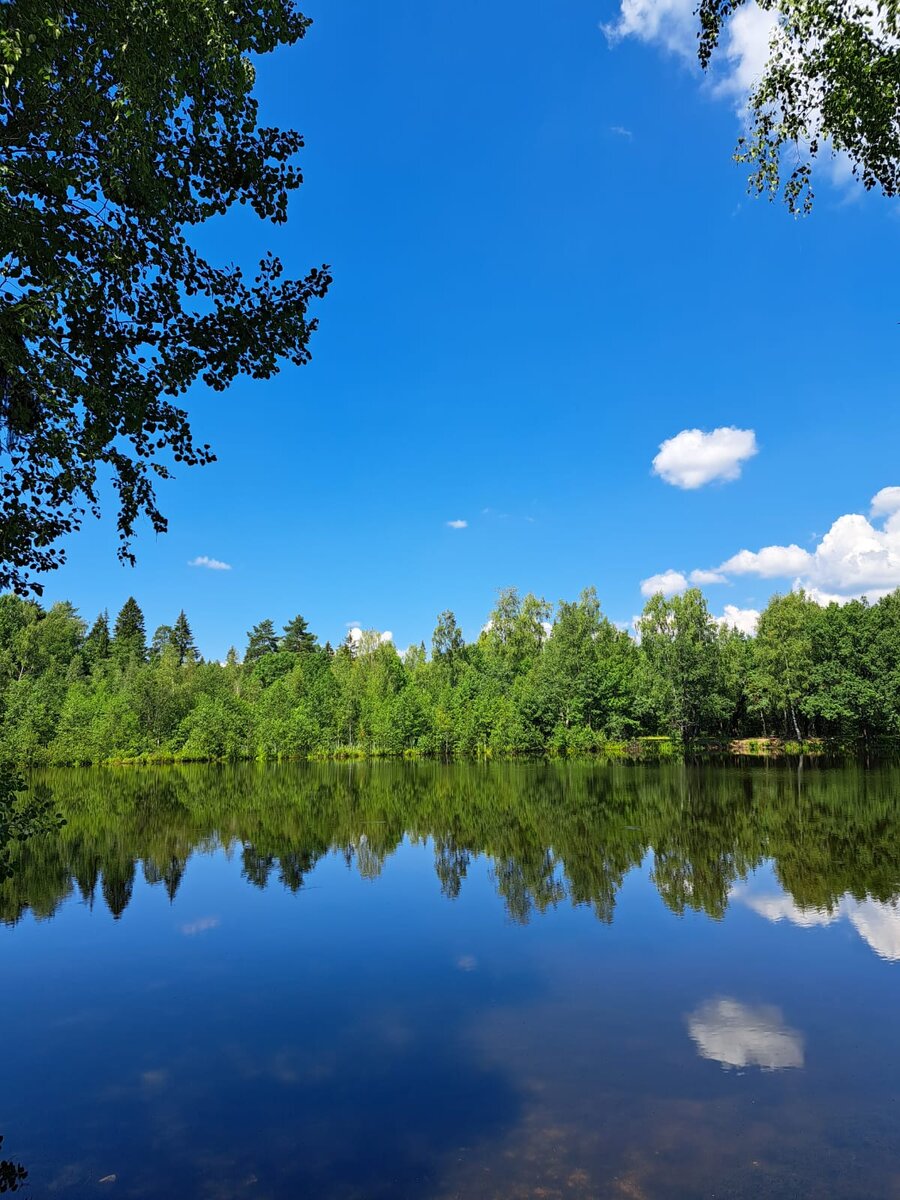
(732, 873), (900, 962)
(687, 998), (804, 1070)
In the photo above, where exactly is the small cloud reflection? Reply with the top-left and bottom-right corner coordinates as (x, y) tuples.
(140, 1069), (167, 1089)
(180, 916), (220, 936)
(456, 954), (477, 972)
(734, 882), (900, 962)
(687, 998), (804, 1071)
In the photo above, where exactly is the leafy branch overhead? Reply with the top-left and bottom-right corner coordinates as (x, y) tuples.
(698, 0), (900, 210)
(0, 1), (331, 593)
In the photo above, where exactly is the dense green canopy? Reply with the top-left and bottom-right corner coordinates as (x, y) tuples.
(0, 584), (899, 764)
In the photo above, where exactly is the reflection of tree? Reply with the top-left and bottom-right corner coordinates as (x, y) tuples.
(5, 760), (900, 929)
(0, 1136), (27, 1194)
(101, 856), (135, 919)
(434, 836), (470, 900)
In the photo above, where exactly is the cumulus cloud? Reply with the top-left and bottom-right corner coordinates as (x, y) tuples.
(870, 487), (900, 518)
(716, 604), (760, 635)
(640, 569), (688, 598)
(188, 555), (231, 571)
(645, 489), (900, 607)
(718, 544), (812, 578)
(687, 997), (804, 1070)
(652, 427), (758, 490)
(690, 568), (727, 585)
(446, 519), (468, 529)
(708, 490), (900, 597)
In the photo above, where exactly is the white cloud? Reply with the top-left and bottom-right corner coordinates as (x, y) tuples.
(687, 998), (804, 1071)
(718, 544), (812, 578)
(716, 604), (760, 635)
(711, 2), (780, 103)
(610, 124), (634, 138)
(870, 486), (900, 518)
(705, 490), (900, 597)
(652, 427), (758, 490)
(446, 519), (468, 529)
(602, 0), (697, 59)
(188, 555), (231, 571)
(690, 568), (727, 585)
(347, 626), (393, 648)
(640, 569), (688, 598)
(603, 0), (780, 111)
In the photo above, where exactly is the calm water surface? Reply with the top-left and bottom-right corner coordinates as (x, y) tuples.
(2, 761), (900, 1199)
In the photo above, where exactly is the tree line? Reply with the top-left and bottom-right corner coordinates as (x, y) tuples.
(1, 584), (899, 764)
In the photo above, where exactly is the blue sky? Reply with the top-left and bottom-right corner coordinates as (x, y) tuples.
(41, 0), (900, 657)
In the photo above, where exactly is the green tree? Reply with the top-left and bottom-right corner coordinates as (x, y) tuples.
(637, 589), (723, 740)
(698, 0), (900, 211)
(245, 618), (279, 663)
(112, 597), (146, 665)
(170, 610), (197, 666)
(0, 0), (331, 594)
(83, 611), (111, 665)
(282, 613), (317, 654)
(752, 590), (817, 739)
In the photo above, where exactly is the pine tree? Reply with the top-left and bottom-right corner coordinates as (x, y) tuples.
(112, 598), (147, 664)
(282, 613), (317, 654)
(170, 610), (197, 666)
(245, 619), (278, 663)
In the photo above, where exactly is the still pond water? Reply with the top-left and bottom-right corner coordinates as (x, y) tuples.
(2, 761), (900, 1199)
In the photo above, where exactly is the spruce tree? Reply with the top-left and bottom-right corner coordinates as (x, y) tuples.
(112, 598), (147, 664)
(170, 611), (197, 666)
(84, 611), (111, 664)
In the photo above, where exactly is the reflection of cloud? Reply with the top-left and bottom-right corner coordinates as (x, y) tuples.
(847, 901), (900, 962)
(180, 916), (220, 936)
(456, 955), (477, 972)
(737, 889), (838, 929)
(140, 1069), (167, 1089)
(734, 882), (900, 961)
(687, 998), (804, 1070)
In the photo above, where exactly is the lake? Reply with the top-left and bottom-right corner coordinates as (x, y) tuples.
(2, 761), (900, 1198)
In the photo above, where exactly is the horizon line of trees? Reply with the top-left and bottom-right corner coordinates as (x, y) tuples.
(1, 583), (900, 764)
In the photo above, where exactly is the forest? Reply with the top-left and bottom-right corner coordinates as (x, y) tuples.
(1, 584), (899, 765)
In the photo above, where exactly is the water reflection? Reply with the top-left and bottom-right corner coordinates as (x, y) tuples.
(0, 1138), (27, 1194)
(3, 761), (900, 939)
(734, 880), (900, 961)
(3, 762), (900, 1200)
(687, 998), (804, 1070)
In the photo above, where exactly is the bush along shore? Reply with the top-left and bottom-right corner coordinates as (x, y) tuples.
(1, 586), (899, 766)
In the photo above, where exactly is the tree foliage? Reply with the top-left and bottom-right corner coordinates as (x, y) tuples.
(699, 0), (900, 210)
(0, 0), (330, 593)
(2, 584), (900, 764)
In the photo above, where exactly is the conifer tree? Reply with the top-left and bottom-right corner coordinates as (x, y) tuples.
(112, 598), (147, 664)
(170, 611), (197, 666)
(84, 611), (111, 664)
(282, 613), (317, 654)
(245, 619), (279, 663)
